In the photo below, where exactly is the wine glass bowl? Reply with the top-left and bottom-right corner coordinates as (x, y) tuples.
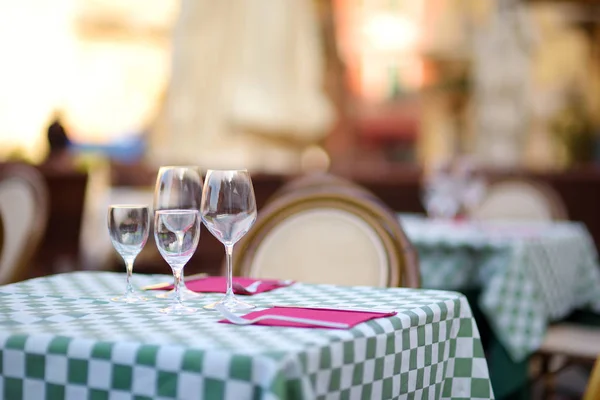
(153, 166), (204, 300)
(154, 209), (201, 315)
(201, 169), (257, 312)
(107, 205), (150, 303)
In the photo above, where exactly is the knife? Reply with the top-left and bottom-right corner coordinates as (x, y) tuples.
(141, 273), (208, 290)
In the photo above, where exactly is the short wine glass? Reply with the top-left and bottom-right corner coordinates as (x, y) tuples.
(107, 205), (150, 303)
(154, 209), (201, 315)
(201, 169), (257, 312)
(154, 166), (203, 300)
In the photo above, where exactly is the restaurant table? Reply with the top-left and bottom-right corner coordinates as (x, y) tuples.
(0, 272), (494, 400)
(400, 214), (600, 397)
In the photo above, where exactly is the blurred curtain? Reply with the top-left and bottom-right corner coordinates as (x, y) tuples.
(148, 0), (334, 173)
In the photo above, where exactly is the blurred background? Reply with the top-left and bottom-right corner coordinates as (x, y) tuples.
(3, 0), (600, 171)
(4, 2), (600, 398)
(2, 0), (600, 274)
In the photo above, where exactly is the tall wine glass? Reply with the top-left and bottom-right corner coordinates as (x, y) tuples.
(107, 205), (150, 303)
(154, 209), (201, 314)
(154, 166), (203, 300)
(201, 169), (257, 312)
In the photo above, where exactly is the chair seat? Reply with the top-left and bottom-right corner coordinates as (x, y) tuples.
(540, 324), (600, 360)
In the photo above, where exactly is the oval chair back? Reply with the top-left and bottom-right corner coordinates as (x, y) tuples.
(0, 164), (49, 284)
(234, 188), (420, 288)
(470, 179), (567, 221)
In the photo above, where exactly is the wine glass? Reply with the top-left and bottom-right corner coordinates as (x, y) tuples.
(153, 166), (203, 300)
(422, 161), (460, 220)
(107, 205), (150, 303)
(154, 209), (201, 314)
(201, 169), (257, 312)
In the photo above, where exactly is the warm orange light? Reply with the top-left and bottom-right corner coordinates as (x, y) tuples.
(333, 0), (426, 102)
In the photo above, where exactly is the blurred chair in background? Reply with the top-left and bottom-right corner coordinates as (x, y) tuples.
(234, 178), (420, 288)
(536, 321), (600, 398)
(34, 166), (89, 276)
(584, 357), (600, 400)
(469, 178), (568, 221)
(0, 164), (49, 285)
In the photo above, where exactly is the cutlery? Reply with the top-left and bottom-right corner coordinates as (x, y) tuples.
(232, 280), (263, 294)
(232, 279), (293, 295)
(141, 273), (208, 291)
(216, 304), (349, 329)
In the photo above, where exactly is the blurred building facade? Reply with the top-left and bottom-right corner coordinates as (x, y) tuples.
(0, 0), (598, 173)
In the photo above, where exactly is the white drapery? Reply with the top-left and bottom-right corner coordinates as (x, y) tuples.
(149, 0), (334, 173)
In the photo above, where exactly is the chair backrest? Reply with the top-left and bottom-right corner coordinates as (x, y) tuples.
(470, 179), (567, 221)
(270, 173), (420, 287)
(234, 188), (419, 288)
(585, 357), (600, 400)
(0, 164), (49, 284)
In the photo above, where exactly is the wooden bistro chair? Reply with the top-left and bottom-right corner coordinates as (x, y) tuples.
(0, 164), (49, 285)
(584, 356), (600, 400)
(470, 178), (568, 222)
(271, 173), (420, 287)
(234, 188), (420, 288)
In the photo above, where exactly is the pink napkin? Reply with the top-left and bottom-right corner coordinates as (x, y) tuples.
(154, 277), (293, 295)
(219, 307), (397, 329)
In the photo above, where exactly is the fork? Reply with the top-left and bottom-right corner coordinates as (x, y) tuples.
(232, 280), (263, 294)
(232, 280), (293, 295)
(215, 304), (349, 329)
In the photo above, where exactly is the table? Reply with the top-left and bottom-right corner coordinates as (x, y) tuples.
(400, 215), (600, 363)
(0, 272), (494, 399)
(400, 216), (600, 397)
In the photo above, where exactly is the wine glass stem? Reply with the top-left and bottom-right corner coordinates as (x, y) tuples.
(173, 268), (183, 306)
(175, 232), (186, 291)
(125, 258), (135, 295)
(225, 244), (234, 296)
(179, 271), (186, 289)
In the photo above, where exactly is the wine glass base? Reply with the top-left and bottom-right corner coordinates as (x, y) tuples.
(203, 295), (255, 313)
(155, 286), (202, 300)
(111, 294), (148, 303)
(158, 304), (198, 315)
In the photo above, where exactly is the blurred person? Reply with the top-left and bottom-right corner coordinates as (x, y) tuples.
(42, 112), (75, 171)
(148, 0), (335, 173)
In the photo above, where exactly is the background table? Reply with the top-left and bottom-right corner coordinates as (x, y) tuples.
(0, 272), (493, 399)
(400, 215), (600, 361)
(400, 215), (600, 398)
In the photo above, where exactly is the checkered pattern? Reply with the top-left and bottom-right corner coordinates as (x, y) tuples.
(0, 272), (494, 399)
(400, 215), (600, 362)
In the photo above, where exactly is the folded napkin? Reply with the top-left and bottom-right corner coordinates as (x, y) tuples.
(150, 277), (293, 295)
(220, 306), (397, 329)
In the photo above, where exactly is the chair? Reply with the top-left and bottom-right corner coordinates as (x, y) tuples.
(470, 179), (568, 221)
(270, 173), (420, 287)
(34, 166), (89, 275)
(584, 356), (600, 400)
(234, 188), (420, 288)
(534, 323), (600, 397)
(0, 164), (49, 284)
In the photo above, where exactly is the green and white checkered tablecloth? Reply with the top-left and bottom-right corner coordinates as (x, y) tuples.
(400, 215), (600, 362)
(0, 272), (493, 399)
